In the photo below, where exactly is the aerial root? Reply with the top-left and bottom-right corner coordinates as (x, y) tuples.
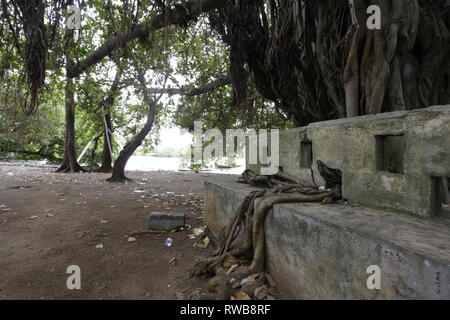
(190, 162), (342, 299)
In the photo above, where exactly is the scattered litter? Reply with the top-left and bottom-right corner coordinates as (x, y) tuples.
(165, 237), (173, 247)
(191, 226), (206, 237)
(110, 205), (117, 208)
(181, 224), (191, 231)
(127, 237), (137, 242)
(133, 190), (146, 193)
(203, 236), (210, 247)
(29, 215), (38, 219)
(1, 208), (12, 212)
(240, 276), (255, 286)
(95, 243), (104, 249)
(319, 186), (326, 190)
(100, 220), (109, 224)
(46, 213), (54, 217)
(7, 172), (13, 176)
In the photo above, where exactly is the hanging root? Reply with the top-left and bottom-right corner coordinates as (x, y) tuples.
(190, 161), (342, 299)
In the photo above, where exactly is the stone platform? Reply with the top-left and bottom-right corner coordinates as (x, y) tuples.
(205, 177), (450, 299)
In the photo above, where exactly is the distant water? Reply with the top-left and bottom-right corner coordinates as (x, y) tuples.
(126, 155), (244, 175)
(0, 156), (244, 175)
(125, 156), (182, 172)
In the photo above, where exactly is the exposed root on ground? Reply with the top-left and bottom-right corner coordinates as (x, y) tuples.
(190, 161), (342, 300)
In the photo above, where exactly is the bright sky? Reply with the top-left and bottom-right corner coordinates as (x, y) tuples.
(154, 127), (192, 152)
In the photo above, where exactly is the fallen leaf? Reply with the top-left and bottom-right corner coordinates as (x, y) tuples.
(321, 196), (333, 204)
(127, 237), (137, 242)
(169, 257), (177, 264)
(234, 291), (252, 300)
(175, 292), (185, 300)
(226, 264), (239, 275)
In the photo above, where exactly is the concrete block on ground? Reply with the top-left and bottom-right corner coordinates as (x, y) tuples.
(148, 212), (185, 231)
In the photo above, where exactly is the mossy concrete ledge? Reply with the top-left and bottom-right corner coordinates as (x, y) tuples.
(246, 105), (450, 218)
(205, 177), (450, 299)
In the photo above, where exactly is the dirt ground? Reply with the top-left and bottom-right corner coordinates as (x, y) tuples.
(0, 164), (227, 300)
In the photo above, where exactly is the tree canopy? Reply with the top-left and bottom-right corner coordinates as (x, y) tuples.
(1, 0), (449, 176)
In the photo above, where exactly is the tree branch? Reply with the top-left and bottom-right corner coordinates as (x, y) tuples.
(68, 0), (228, 78)
(146, 73), (232, 96)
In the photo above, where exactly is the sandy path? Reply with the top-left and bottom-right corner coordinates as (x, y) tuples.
(0, 165), (228, 300)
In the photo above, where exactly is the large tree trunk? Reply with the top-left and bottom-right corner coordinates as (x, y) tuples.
(107, 66), (158, 182)
(107, 109), (155, 182)
(56, 11), (83, 173)
(56, 77), (84, 172)
(95, 113), (113, 172)
(348, 0), (449, 116)
(95, 64), (122, 173)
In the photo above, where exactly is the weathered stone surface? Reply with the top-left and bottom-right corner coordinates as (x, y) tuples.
(246, 105), (450, 217)
(148, 212), (185, 231)
(205, 179), (450, 299)
(245, 127), (314, 183)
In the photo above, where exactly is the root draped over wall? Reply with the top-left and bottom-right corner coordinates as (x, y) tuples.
(191, 163), (342, 299)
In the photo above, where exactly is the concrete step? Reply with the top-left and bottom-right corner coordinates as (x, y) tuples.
(205, 178), (450, 299)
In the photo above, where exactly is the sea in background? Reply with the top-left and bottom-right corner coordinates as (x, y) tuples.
(126, 155), (245, 175)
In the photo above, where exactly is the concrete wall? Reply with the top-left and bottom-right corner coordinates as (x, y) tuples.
(246, 106), (450, 218)
(205, 179), (450, 299)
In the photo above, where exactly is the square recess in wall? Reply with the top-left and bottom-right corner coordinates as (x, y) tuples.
(431, 177), (450, 219)
(300, 141), (313, 168)
(376, 134), (405, 174)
